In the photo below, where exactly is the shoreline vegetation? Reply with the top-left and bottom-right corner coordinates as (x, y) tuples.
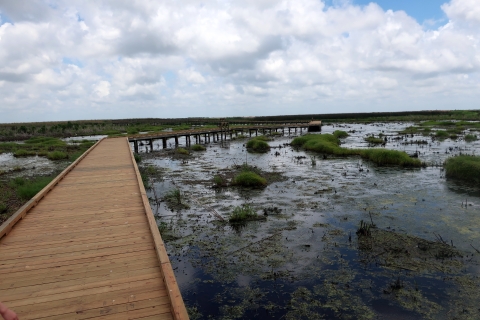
(445, 155), (480, 183)
(291, 132), (422, 167)
(1, 109), (480, 142)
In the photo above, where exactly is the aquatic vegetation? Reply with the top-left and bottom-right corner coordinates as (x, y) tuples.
(465, 134), (478, 142)
(356, 220), (374, 237)
(212, 175), (227, 187)
(310, 156), (316, 166)
(246, 136), (271, 153)
(165, 188), (183, 205)
(445, 155), (480, 183)
(47, 151), (68, 160)
(229, 204), (261, 222)
(176, 147), (189, 155)
(435, 130), (449, 139)
(24, 136), (66, 147)
(333, 130), (349, 139)
(292, 134), (421, 167)
(0, 202), (6, 214)
(233, 171), (267, 187)
(134, 153), (142, 163)
(360, 149), (422, 167)
(191, 144), (206, 151)
(13, 150), (37, 157)
(9, 176), (54, 200)
(364, 136), (384, 144)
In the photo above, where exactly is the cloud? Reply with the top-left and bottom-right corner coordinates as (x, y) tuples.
(0, 0), (479, 122)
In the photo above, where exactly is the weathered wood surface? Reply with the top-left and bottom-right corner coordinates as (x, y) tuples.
(0, 137), (188, 320)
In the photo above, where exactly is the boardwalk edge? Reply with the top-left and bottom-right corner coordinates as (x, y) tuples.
(126, 137), (190, 320)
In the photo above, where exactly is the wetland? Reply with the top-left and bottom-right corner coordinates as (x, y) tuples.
(136, 121), (480, 320)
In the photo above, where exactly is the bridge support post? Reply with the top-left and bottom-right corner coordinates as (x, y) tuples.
(149, 139), (153, 151)
(174, 136), (179, 146)
(162, 138), (167, 149)
(133, 140), (139, 153)
(255, 129), (258, 137)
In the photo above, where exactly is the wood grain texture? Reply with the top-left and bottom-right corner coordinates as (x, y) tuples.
(0, 137), (187, 320)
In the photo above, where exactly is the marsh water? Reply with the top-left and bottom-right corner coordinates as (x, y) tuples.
(136, 122), (479, 319)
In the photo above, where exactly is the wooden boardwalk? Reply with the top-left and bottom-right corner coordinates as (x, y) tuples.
(0, 138), (188, 320)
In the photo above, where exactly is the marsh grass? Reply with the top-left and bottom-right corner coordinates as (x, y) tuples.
(445, 156), (480, 183)
(176, 148), (189, 155)
(365, 136), (384, 144)
(292, 134), (421, 167)
(229, 204), (262, 223)
(333, 130), (349, 139)
(13, 150), (37, 157)
(165, 188), (182, 204)
(47, 151), (68, 160)
(134, 153), (142, 163)
(233, 171), (267, 187)
(246, 136), (271, 153)
(435, 130), (449, 139)
(465, 134), (478, 142)
(213, 175), (227, 187)
(9, 176), (54, 200)
(191, 144), (206, 151)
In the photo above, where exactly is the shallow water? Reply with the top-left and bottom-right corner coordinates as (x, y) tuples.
(137, 123), (480, 319)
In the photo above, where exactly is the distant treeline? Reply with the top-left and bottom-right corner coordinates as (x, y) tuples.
(1, 109), (479, 141)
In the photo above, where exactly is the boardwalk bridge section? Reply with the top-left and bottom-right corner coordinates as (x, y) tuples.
(0, 138), (188, 320)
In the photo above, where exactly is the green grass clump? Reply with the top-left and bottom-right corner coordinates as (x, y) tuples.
(47, 151), (68, 160)
(213, 175), (227, 187)
(191, 144), (206, 151)
(360, 149), (421, 167)
(0, 202), (7, 214)
(292, 134), (421, 167)
(134, 153), (142, 163)
(465, 134), (478, 142)
(229, 204), (259, 222)
(25, 137), (66, 147)
(435, 130), (449, 139)
(233, 171), (267, 188)
(165, 188), (182, 204)
(333, 130), (349, 139)
(176, 148), (189, 155)
(445, 156), (480, 183)
(13, 150), (37, 157)
(246, 137), (270, 153)
(365, 136), (384, 144)
(11, 176), (54, 200)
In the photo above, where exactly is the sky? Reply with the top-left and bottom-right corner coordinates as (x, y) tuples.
(0, 0), (479, 123)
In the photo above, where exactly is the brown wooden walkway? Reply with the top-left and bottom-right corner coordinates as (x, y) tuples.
(0, 138), (188, 320)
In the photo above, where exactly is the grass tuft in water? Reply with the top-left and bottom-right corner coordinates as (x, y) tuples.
(435, 130), (449, 139)
(333, 130), (349, 139)
(292, 134), (421, 167)
(229, 204), (260, 222)
(165, 188), (183, 204)
(191, 144), (206, 151)
(176, 148), (189, 155)
(233, 171), (267, 188)
(47, 151), (68, 160)
(246, 136), (271, 153)
(134, 153), (142, 163)
(465, 134), (478, 142)
(365, 136), (384, 144)
(445, 155), (480, 183)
